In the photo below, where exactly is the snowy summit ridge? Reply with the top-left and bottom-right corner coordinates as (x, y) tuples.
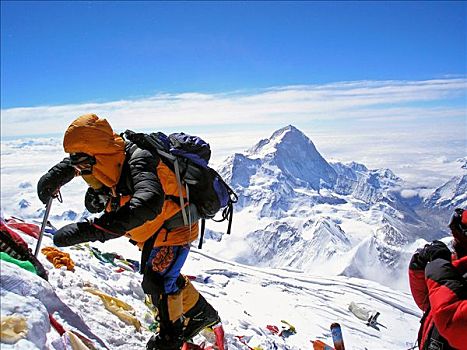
(245, 125), (337, 189)
(423, 174), (467, 209)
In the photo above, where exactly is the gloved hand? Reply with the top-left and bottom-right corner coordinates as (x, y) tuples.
(37, 173), (60, 204)
(54, 218), (122, 247)
(411, 240), (452, 270)
(37, 161), (76, 204)
(85, 187), (110, 213)
(53, 221), (100, 247)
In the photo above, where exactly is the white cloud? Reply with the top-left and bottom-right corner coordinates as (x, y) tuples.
(400, 189), (419, 198)
(1, 78), (465, 189)
(2, 78), (466, 136)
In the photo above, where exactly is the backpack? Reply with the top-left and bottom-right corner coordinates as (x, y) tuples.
(123, 130), (238, 248)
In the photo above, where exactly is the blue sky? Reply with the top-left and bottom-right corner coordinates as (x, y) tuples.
(1, 1), (466, 108)
(1, 1), (466, 187)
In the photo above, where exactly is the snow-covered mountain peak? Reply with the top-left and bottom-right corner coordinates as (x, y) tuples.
(247, 125), (317, 159)
(347, 161), (369, 173)
(305, 217), (352, 256)
(457, 156), (467, 170)
(240, 125), (337, 189)
(212, 125), (447, 287)
(424, 174), (467, 209)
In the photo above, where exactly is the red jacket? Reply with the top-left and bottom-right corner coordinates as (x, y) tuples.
(409, 254), (467, 350)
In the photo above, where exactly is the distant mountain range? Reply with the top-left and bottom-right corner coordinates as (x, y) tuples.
(4, 126), (465, 290)
(211, 125), (466, 288)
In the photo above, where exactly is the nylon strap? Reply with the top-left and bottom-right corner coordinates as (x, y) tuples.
(198, 219), (206, 249)
(140, 226), (165, 274)
(173, 158), (189, 226)
(186, 183), (192, 234)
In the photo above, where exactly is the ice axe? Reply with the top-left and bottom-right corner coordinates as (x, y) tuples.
(34, 190), (62, 257)
(34, 197), (53, 257)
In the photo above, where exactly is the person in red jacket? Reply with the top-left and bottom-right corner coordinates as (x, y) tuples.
(408, 208), (467, 350)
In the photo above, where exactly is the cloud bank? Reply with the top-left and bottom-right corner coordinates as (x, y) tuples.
(1, 78), (466, 188)
(2, 78), (465, 135)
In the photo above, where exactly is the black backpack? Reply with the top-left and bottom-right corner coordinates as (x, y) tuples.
(123, 130), (238, 249)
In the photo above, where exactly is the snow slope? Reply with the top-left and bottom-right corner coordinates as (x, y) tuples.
(1, 220), (422, 350)
(423, 174), (467, 209)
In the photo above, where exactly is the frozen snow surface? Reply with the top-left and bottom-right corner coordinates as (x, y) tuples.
(1, 226), (421, 350)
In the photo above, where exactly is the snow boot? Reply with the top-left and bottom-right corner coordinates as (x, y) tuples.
(183, 295), (221, 341)
(146, 318), (184, 350)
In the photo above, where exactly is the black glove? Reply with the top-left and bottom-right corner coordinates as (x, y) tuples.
(37, 160), (76, 204)
(54, 219), (123, 247)
(53, 221), (101, 247)
(84, 187), (110, 213)
(414, 240), (452, 269)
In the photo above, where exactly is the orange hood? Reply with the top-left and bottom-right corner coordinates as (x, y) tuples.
(63, 114), (126, 188)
